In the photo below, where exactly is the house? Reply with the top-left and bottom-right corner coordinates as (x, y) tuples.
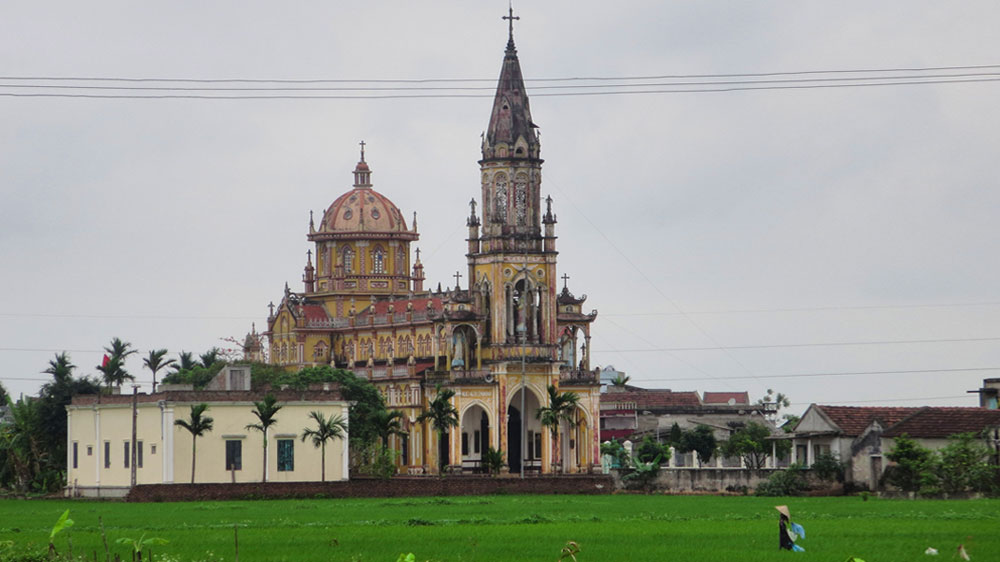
(971, 378), (999, 409)
(599, 386), (778, 466)
(65, 366), (351, 497)
(784, 404), (1000, 491)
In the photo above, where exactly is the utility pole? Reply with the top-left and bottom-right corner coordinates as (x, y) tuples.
(130, 385), (138, 488)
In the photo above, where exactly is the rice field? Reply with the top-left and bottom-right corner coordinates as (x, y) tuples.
(0, 494), (997, 561)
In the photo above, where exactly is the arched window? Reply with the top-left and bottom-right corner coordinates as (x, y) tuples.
(515, 174), (528, 225)
(494, 173), (508, 222)
(342, 247), (355, 274)
(372, 246), (385, 274)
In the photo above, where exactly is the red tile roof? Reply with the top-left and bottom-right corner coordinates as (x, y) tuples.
(602, 389), (702, 409)
(883, 407), (1000, 439)
(303, 304), (330, 323)
(703, 391), (750, 405)
(813, 406), (921, 436)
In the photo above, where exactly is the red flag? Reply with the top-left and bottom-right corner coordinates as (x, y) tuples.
(101, 354), (110, 367)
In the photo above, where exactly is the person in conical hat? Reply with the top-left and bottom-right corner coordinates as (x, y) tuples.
(775, 505), (805, 551)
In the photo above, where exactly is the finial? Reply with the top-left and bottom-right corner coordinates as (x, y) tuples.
(415, 247), (421, 262)
(359, 140), (366, 162)
(453, 271), (463, 290)
(562, 273), (570, 290)
(268, 302), (275, 317)
(503, 2), (520, 47)
(470, 198), (477, 217)
(412, 211), (418, 232)
(309, 210), (314, 230)
(307, 249), (313, 264)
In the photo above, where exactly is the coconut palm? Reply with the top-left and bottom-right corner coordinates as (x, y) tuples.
(246, 394), (282, 482)
(373, 409), (406, 449)
(610, 374), (630, 388)
(536, 384), (580, 473)
(143, 349), (175, 393)
(199, 348), (221, 369)
(170, 351), (198, 373)
(300, 411), (348, 482)
(416, 385), (458, 475)
(173, 404), (214, 483)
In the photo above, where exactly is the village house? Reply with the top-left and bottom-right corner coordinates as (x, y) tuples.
(65, 366), (351, 497)
(782, 404), (1000, 491)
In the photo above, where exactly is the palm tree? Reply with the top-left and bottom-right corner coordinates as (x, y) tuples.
(610, 374), (630, 388)
(300, 411), (348, 482)
(173, 404), (214, 483)
(416, 385), (458, 475)
(169, 351), (198, 374)
(373, 409), (406, 449)
(199, 348), (221, 369)
(245, 394), (282, 482)
(98, 337), (137, 389)
(536, 385), (581, 473)
(143, 349), (175, 393)
(43, 352), (75, 384)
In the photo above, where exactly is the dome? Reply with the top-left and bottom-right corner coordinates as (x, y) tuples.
(317, 156), (409, 234)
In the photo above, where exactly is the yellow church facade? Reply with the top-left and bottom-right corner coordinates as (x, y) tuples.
(261, 25), (599, 475)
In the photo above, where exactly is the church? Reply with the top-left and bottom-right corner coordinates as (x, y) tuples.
(258, 16), (600, 475)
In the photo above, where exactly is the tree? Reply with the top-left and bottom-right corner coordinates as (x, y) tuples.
(937, 432), (992, 493)
(372, 409), (406, 449)
(720, 422), (786, 470)
(199, 348), (222, 369)
(610, 374), (630, 388)
(678, 425), (718, 465)
(758, 388), (792, 423)
(173, 404), (214, 484)
(301, 411), (347, 482)
(246, 394), (282, 482)
(170, 351), (198, 373)
(38, 353), (99, 482)
(536, 385), (581, 473)
(416, 385), (458, 475)
(143, 349), (175, 393)
(883, 434), (937, 493)
(636, 435), (667, 463)
(98, 337), (137, 389)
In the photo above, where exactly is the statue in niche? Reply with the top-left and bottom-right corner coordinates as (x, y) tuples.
(451, 329), (466, 369)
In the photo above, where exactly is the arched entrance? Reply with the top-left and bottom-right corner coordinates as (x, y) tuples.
(570, 405), (591, 472)
(460, 404), (490, 472)
(507, 387), (542, 473)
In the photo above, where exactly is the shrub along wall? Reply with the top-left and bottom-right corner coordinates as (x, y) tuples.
(126, 475), (613, 502)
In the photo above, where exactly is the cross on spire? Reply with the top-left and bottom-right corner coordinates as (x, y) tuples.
(453, 270), (463, 289)
(561, 273), (570, 290)
(359, 140), (366, 162)
(503, 2), (519, 45)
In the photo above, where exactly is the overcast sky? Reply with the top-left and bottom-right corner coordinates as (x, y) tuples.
(3, 1), (999, 415)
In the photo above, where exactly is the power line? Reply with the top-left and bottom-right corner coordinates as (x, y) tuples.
(601, 301), (1000, 316)
(2, 77), (999, 100)
(3, 63), (999, 83)
(643, 366), (1000, 383)
(789, 395), (972, 406)
(592, 336), (1000, 353)
(0, 312), (258, 321)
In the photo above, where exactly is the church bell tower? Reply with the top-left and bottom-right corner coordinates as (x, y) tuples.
(467, 10), (559, 356)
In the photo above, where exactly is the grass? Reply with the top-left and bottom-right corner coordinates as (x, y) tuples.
(1, 494), (998, 561)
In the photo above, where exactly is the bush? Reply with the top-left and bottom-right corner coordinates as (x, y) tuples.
(883, 435), (938, 493)
(937, 432), (993, 493)
(811, 452), (846, 483)
(600, 440), (629, 469)
(636, 436), (667, 464)
(755, 464), (808, 496)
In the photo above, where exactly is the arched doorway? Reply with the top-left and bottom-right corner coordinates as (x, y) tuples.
(460, 404), (490, 472)
(507, 387), (542, 473)
(570, 405), (591, 472)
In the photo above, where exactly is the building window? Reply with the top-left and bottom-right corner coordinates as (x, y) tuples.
(72, 442), (78, 469)
(461, 433), (469, 456)
(373, 247), (385, 274)
(151, 444), (157, 455)
(342, 247), (354, 274)
(124, 442), (130, 468)
(277, 439), (294, 472)
(473, 430), (481, 454)
(87, 445), (93, 457)
(533, 432), (542, 459)
(225, 440), (242, 471)
(104, 441), (110, 469)
(137, 441), (144, 469)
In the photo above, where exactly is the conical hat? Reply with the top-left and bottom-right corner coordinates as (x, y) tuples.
(775, 505), (791, 518)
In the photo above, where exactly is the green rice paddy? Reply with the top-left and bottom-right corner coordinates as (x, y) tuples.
(1, 494), (997, 561)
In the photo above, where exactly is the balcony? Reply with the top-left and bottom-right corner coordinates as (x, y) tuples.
(559, 370), (600, 385)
